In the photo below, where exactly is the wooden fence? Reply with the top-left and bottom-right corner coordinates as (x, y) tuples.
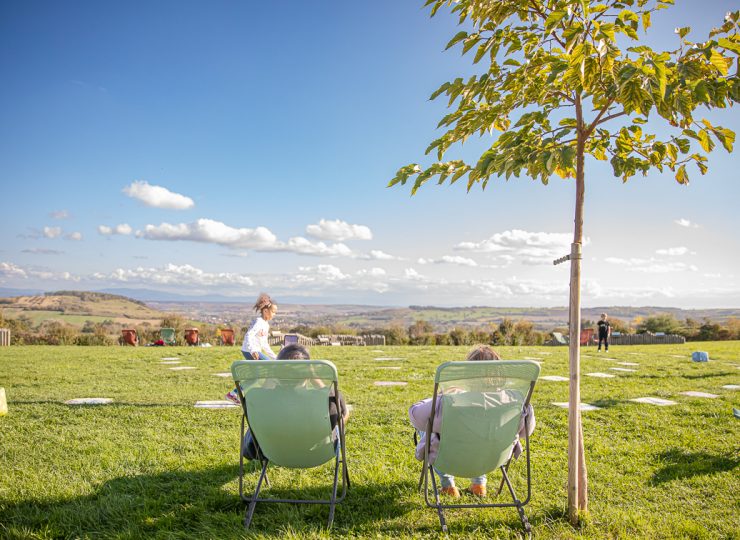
(0, 329), (10, 346)
(609, 333), (685, 345)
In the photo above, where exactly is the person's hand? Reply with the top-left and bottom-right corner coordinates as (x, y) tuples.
(251, 352), (259, 360)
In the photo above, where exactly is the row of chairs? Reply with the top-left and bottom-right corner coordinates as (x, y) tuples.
(231, 359), (540, 533)
(120, 328), (236, 346)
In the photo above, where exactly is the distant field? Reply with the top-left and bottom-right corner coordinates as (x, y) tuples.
(0, 308), (163, 327)
(1, 343), (738, 539)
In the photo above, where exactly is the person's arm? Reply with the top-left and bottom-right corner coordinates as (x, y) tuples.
(245, 319), (261, 355)
(408, 398), (433, 432)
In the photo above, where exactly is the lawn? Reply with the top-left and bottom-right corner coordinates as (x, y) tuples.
(0, 343), (738, 539)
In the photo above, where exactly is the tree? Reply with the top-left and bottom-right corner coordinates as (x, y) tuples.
(636, 313), (681, 334)
(390, 0), (738, 523)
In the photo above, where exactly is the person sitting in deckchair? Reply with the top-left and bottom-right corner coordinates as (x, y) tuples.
(409, 345), (535, 497)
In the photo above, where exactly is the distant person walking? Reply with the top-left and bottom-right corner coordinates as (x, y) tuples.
(225, 293), (278, 404)
(597, 313), (611, 352)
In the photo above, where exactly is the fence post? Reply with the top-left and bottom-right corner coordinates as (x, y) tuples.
(0, 329), (10, 346)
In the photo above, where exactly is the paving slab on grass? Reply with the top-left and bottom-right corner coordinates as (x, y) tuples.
(609, 367), (636, 372)
(540, 375), (569, 382)
(374, 357), (403, 361)
(670, 355), (686, 358)
(534, 352), (552, 355)
(371, 350), (384, 353)
(65, 398), (113, 405)
(631, 397), (677, 406)
(377, 366), (402, 370)
(552, 402), (601, 411)
(617, 362), (640, 366)
(161, 357), (180, 360)
(169, 366), (196, 371)
(213, 372), (232, 377)
(722, 384), (740, 390)
(160, 361), (181, 364)
(194, 400), (238, 408)
(586, 372), (615, 378)
(681, 391), (719, 398)
(523, 357), (540, 360)
(374, 381), (407, 387)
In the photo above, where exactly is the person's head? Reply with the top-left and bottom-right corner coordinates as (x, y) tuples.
(254, 293), (278, 321)
(601, 313), (607, 320)
(277, 343), (310, 360)
(466, 345), (501, 361)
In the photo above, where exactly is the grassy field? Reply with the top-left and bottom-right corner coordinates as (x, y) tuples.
(1, 343), (738, 539)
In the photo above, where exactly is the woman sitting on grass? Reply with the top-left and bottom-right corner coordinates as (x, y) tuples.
(408, 345), (535, 498)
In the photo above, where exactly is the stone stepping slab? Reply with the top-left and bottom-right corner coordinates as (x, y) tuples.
(161, 357), (180, 360)
(65, 398), (113, 405)
(681, 391), (719, 398)
(377, 366), (402, 370)
(523, 357), (540, 360)
(374, 381), (407, 387)
(169, 366), (196, 371)
(540, 375), (569, 382)
(213, 372), (232, 377)
(631, 397), (677, 406)
(195, 400), (238, 408)
(534, 352), (552, 355)
(586, 372), (615, 378)
(722, 384), (740, 390)
(371, 350), (384, 353)
(374, 357), (403, 361)
(609, 367), (636, 373)
(160, 361), (181, 364)
(617, 362), (639, 366)
(552, 402), (601, 411)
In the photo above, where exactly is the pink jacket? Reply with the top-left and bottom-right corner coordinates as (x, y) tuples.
(409, 391), (535, 463)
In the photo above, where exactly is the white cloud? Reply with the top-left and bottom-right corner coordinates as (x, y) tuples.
(137, 219), (277, 249)
(122, 180), (195, 210)
(656, 247), (691, 256)
(22, 249), (64, 255)
(0, 262), (29, 279)
(65, 232), (83, 241)
(360, 250), (402, 261)
(43, 227), (62, 239)
(356, 267), (387, 277)
(703, 273), (721, 278)
(604, 257), (698, 273)
(275, 237), (353, 257)
(49, 210), (69, 220)
(94, 263), (254, 287)
(418, 255), (478, 267)
(306, 219), (372, 242)
(456, 229), (581, 264)
(674, 218), (699, 228)
(296, 264), (349, 282)
(98, 224), (131, 236)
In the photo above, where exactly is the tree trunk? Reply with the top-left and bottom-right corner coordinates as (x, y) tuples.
(568, 100), (588, 524)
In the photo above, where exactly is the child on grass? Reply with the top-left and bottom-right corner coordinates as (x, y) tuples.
(225, 293), (278, 404)
(408, 345), (536, 498)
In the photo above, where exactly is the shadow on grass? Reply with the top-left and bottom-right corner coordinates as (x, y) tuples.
(0, 464), (414, 538)
(13, 400), (233, 408)
(588, 399), (622, 409)
(650, 448), (739, 485)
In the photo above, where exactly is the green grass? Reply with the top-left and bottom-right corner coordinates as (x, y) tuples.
(1, 343), (739, 539)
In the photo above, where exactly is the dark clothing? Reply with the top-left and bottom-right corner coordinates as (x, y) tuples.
(598, 335), (609, 351)
(597, 320), (610, 337)
(329, 389), (347, 430)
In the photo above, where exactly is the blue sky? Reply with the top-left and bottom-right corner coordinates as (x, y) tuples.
(1, 0), (738, 307)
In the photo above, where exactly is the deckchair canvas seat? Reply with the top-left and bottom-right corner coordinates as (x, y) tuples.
(420, 360), (540, 534)
(231, 359), (349, 529)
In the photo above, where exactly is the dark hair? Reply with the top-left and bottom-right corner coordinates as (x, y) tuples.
(465, 345), (501, 361)
(276, 343), (310, 360)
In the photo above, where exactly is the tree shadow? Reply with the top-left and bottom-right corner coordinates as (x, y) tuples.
(650, 448), (739, 485)
(680, 372), (734, 380)
(588, 398), (622, 409)
(0, 464), (414, 538)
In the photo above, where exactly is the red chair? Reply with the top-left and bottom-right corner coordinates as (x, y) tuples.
(580, 328), (595, 346)
(220, 328), (235, 346)
(185, 328), (200, 346)
(121, 329), (138, 346)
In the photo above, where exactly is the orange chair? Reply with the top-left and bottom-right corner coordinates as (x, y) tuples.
(121, 329), (138, 346)
(580, 328), (595, 346)
(185, 328), (200, 346)
(220, 328), (235, 346)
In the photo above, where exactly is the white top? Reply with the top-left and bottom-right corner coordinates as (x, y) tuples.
(241, 317), (276, 358)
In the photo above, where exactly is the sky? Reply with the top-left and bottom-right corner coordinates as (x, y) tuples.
(1, 0), (738, 308)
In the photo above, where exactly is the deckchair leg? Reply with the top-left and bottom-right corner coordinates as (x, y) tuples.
(428, 464), (448, 533)
(501, 466), (531, 534)
(327, 448), (341, 528)
(494, 463), (510, 498)
(245, 459), (269, 529)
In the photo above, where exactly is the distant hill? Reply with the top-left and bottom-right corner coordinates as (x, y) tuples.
(0, 291), (164, 322)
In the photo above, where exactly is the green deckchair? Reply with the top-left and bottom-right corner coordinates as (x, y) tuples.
(231, 359), (350, 529)
(419, 360), (540, 533)
(160, 327), (176, 345)
(551, 332), (568, 345)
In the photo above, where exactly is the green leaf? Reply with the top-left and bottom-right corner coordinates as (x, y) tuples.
(697, 129), (715, 152)
(675, 27), (691, 39)
(446, 31), (468, 50)
(675, 164), (688, 184)
(642, 11), (651, 31)
(718, 37), (740, 55)
(545, 10), (567, 32)
(709, 50), (731, 76)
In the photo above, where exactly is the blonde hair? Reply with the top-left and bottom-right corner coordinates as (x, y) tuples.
(466, 345), (501, 361)
(253, 293), (275, 315)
